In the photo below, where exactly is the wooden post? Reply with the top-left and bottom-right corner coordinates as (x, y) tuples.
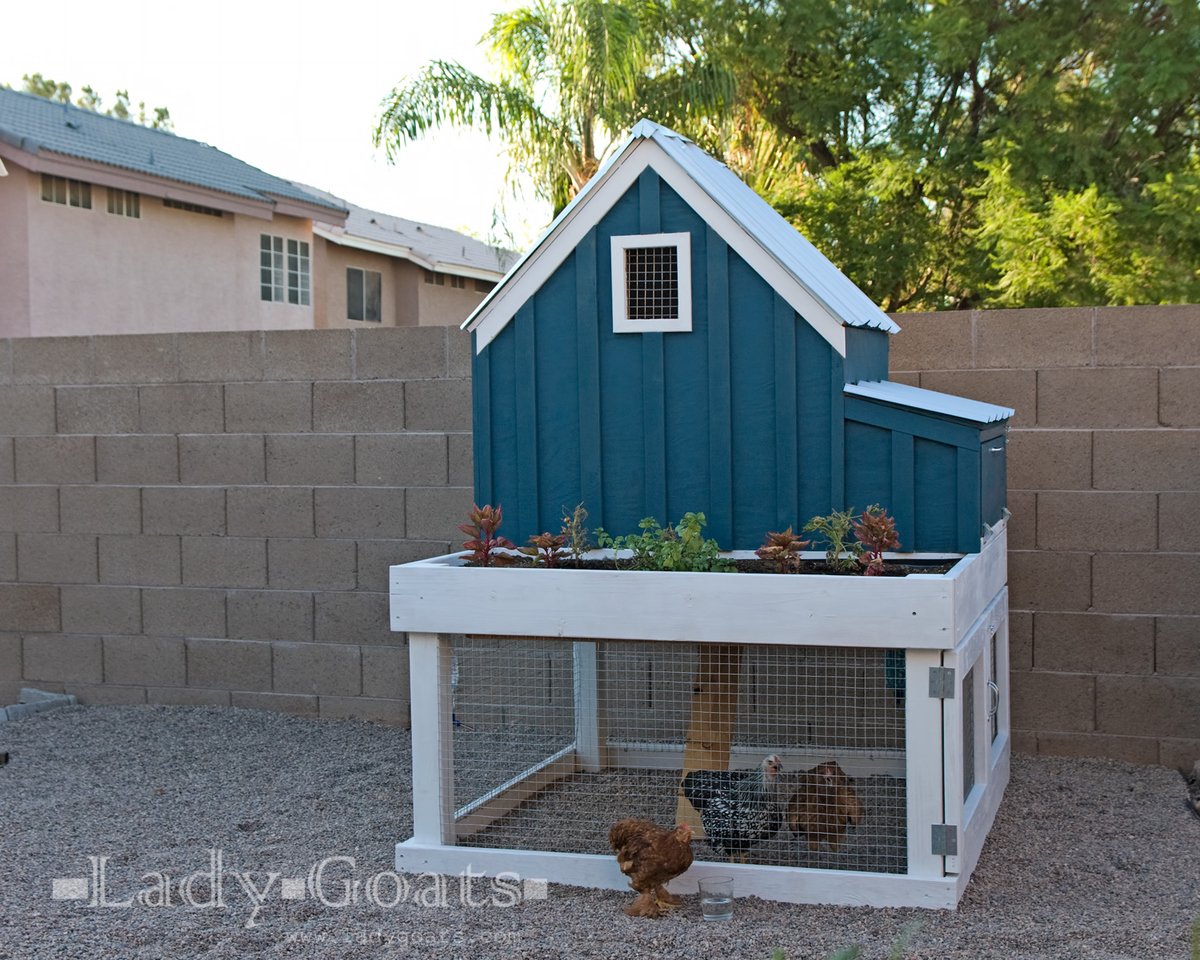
(675, 643), (743, 836)
(409, 631), (455, 845)
(573, 641), (608, 772)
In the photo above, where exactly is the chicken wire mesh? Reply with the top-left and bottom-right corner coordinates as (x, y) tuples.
(448, 636), (908, 875)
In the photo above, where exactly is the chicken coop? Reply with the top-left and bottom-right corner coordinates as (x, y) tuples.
(389, 121), (1013, 909)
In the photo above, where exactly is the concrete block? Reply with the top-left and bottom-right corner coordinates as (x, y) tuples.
(18, 534), (98, 584)
(354, 326), (447, 380)
(56, 386), (139, 433)
(93, 333), (178, 383)
(1097, 675), (1200, 739)
(227, 590), (312, 642)
(23, 634), (103, 683)
(1094, 430), (1200, 492)
(355, 434), (447, 486)
(60, 485), (141, 534)
(142, 587), (226, 637)
(1008, 550), (1091, 612)
(319, 696), (407, 725)
(230, 690), (318, 717)
(1159, 738), (1200, 771)
(1010, 670), (1095, 732)
(1033, 612), (1154, 674)
(1159, 367), (1200, 427)
(139, 383), (225, 434)
(182, 537), (266, 588)
(103, 635), (186, 686)
(186, 637), (272, 689)
(227, 487), (313, 537)
(178, 331), (264, 382)
(0, 437), (12, 483)
(265, 435), (355, 485)
(448, 434), (473, 487)
(1156, 617), (1200, 676)
(447, 330), (472, 379)
(225, 382), (312, 433)
(1006, 430), (1091, 491)
(1094, 304), (1200, 366)
(179, 435), (265, 485)
(0, 386), (56, 435)
(0, 486), (59, 532)
(1092, 553), (1200, 615)
(314, 591), (391, 644)
(14, 436), (95, 484)
(0, 339), (9, 383)
(888, 370), (920, 387)
(1036, 368), (1159, 428)
(98, 535), (181, 586)
(1035, 491), (1157, 551)
(147, 686), (231, 707)
(1010, 729), (1037, 755)
(357, 540), (452, 592)
(405, 487), (475, 542)
(272, 640), (360, 696)
(1035, 732), (1159, 765)
(268, 539), (356, 590)
(315, 487), (405, 539)
(361, 643), (409, 700)
(142, 487), (225, 536)
(0, 533), (13, 581)
(312, 381), (405, 432)
(97, 435), (177, 484)
(0, 584), (60, 631)
(1009, 610), (1032, 671)
(975, 307), (1093, 368)
(1159, 493), (1200, 552)
(919, 369), (1035, 427)
(69, 684), (147, 705)
(404, 379), (471, 430)
(11, 336), (92, 384)
(61, 585), (141, 635)
(0, 633), (21, 680)
(885, 311), (973, 372)
(263, 330), (351, 381)
(1004, 490), (1035, 550)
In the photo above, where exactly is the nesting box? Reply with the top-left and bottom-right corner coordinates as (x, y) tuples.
(390, 121), (1013, 909)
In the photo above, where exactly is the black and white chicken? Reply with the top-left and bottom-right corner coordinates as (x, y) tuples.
(681, 753), (784, 861)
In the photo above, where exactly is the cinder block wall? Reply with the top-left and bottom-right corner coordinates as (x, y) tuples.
(889, 305), (1200, 769)
(0, 328), (474, 725)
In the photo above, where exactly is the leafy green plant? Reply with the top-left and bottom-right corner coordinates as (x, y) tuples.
(755, 527), (811, 573)
(560, 502), (592, 565)
(803, 509), (862, 571)
(596, 512), (734, 573)
(520, 532), (567, 567)
(852, 504), (901, 576)
(458, 504), (516, 567)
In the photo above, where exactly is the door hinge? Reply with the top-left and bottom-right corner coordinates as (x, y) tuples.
(931, 824), (958, 856)
(929, 666), (956, 699)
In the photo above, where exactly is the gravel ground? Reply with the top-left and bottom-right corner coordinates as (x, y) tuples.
(0, 704), (1195, 959)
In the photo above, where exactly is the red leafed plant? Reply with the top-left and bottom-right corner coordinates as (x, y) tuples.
(459, 504), (516, 566)
(521, 532), (568, 567)
(852, 505), (901, 576)
(755, 527), (811, 573)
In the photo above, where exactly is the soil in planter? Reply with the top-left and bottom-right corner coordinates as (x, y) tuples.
(466, 556), (958, 576)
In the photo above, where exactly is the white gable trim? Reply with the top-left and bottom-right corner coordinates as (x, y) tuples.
(467, 137), (847, 356)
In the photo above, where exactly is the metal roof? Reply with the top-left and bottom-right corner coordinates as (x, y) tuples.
(844, 380), (1014, 424)
(0, 87), (345, 215)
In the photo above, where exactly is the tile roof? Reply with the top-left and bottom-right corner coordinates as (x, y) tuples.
(0, 87), (345, 215)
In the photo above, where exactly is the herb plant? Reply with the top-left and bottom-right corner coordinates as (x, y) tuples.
(560, 502), (592, 565)
(852, 504), (901, 576)
(803, 509), (862, 571)
(755, 527), (811, 573)
(521, 532), (568, 567)
(458, 504), (516, 567)
(596, 512), (734, 572)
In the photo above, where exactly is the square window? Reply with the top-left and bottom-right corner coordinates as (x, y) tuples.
(610, 233), (691, 333)
(347, 267), (383, 322)
(260, 235), (308, 305)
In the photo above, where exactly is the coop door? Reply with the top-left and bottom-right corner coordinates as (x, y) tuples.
(940, 589), (1009, 877)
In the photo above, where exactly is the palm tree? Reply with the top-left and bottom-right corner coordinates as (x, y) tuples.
(373, 0), (734, 216)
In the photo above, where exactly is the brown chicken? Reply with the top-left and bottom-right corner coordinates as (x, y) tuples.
(608, 819), (694, 918)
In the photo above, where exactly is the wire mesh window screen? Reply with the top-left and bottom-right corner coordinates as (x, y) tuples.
(624, 245), (679, 320)
(963, 666), (977, 801)
(450, 637), (907, 875)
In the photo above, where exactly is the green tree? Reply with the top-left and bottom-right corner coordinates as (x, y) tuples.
(18, 73), (173, 130)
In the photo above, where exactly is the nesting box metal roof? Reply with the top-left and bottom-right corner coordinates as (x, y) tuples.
(465, 120), (1011, 552)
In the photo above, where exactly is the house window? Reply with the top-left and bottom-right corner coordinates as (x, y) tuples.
(423, 269), (445, 286)
(106, 188), (140, 218)
(610, 232), (691, 333)
(474, 278), (494, 293)
(41, 174), (91, 209)
(347, 267), (382, 322)
(450, 275), (466, 289)
(260, 234), (310, 305)
(163, 198), (223, 217)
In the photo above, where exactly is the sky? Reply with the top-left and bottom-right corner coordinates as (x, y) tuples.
(0, 0), (550, 249)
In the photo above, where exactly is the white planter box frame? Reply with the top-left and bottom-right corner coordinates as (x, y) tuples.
(389, 523), (1010, 910)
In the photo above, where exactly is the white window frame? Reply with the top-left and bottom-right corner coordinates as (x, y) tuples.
(260, 234), (310, 306)
(106, 188), (140, 218)
(610, 232), (692, 333)
(347, 266), (382, 322)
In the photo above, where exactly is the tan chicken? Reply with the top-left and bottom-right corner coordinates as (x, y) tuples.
(608, 819), (694, 918)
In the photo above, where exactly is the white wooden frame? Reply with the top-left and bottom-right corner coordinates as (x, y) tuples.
(610, 232), (693, 333)
(392, 523), (1010, 910)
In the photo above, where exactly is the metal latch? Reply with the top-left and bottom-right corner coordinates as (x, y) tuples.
(929, 666), (956, 699)
(931, 824), (959, 856)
